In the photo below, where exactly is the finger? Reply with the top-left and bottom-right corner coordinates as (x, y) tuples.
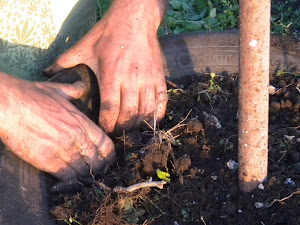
(46, 81), (88, 100)
(43, 44), (85, 77)
(56, 142), (90, 178)
(19, 141), (78, 181)
(49, 161), (78, 181)
(72, 112), (116, 168)
(76, 133), (108, 173)
(133, 85), (156, 129)
(155, 76), (168, 122)
(30, 154), (77, 181)
(98, 81), (121, 134)
(114, 84), (139, 132)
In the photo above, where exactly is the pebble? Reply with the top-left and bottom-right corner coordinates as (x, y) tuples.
(227, 159), (238, 170)
(258, 183), (264, 190)
(285, 178), (296, 186)
(254, 202), (265, 209)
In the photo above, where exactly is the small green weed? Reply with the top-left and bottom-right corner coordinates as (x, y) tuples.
(156, 168), (171, 183)
(96, 0), (299, 37)
(271, 0), (300, 37)
(197, 72), (221, 103)
(64, 215), (82, 225)
(276, 70), (300, 79)
(158, 0), (239, 35)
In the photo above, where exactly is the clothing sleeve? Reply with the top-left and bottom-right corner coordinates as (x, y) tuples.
(0, 0), (96, 81)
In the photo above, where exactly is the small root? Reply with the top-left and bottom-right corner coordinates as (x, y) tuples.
(113, 181), (167, 194)
(267, 189), (300, 207)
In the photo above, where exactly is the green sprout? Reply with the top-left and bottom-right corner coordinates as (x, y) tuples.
(208, 72), (222, 93)
(276, 70), (300, 79)
(156, 169), (171, 183)
(219, 137), (234, 151)
(64, 216), (82, 225)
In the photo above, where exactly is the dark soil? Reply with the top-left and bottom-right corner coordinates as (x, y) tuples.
(50, 70), (300, 225)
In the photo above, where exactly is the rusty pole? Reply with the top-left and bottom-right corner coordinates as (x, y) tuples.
(238, 0), (271, 192)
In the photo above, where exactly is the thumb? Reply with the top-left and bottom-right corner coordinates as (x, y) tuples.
(44, 45), (85, 78)
(49, 81), (88, 100)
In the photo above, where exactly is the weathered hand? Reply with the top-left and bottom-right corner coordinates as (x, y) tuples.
(0, 76), (115, 180)
(45, 0), (168, 134)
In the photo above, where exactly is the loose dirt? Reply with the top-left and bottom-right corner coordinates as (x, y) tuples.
(50, 70), (299, 225)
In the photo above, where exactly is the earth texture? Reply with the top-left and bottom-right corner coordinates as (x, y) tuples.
(50, 69), (300, 225)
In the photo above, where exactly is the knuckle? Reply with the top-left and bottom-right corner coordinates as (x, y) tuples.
(157, 90), (168, 103)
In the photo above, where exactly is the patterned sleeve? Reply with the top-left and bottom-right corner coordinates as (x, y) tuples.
(0, 0), (96, 81)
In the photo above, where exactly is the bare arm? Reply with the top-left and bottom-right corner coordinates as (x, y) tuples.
(0, 71), (115, 180)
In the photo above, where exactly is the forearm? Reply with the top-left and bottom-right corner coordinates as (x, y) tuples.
(0, 72), (14, 136)
(103, 0), (169, 34)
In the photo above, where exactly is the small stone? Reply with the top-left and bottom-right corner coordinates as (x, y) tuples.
(284, 135), (295, 141)
(284, 178), (296, 186)
(268, 85), (276, 95)
(203, 111), (222, 129)
(254, 202), (265, 209)
(211, 175), (218, 180)
(226, 159), (238, 170)
(181, 209), (189, 219)
(258, 183), (264, 190)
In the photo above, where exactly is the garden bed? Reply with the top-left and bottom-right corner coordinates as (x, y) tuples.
(50, 70), (299, 225)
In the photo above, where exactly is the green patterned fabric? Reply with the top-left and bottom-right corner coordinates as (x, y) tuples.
(0, 0), (96, 81)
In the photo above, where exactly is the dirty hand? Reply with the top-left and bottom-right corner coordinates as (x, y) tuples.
(44, 0), (169, 134)
(0, 74), (115, 180)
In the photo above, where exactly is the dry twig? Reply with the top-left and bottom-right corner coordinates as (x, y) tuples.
(267, 189), (300, 207)
(113, 181), (167, 193)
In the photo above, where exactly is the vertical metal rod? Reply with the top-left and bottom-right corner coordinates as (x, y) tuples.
(238, 0), (271, 192)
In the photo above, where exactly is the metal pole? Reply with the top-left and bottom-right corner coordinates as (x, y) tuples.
(238, 0), (270, 192)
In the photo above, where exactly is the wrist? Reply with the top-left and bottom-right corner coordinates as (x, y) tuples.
(0, 72), (23, 136)
(102, 0), (168, 35)
(0, 72), (10, 135)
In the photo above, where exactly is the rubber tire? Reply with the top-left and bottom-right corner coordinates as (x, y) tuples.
(160, 31), (300, 78)
(0, 31), (299, 225)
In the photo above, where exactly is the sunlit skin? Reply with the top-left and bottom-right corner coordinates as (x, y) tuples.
(0, 0), (169, 180)
(0, 73), (115, 180)
(45, 0), (169, 134)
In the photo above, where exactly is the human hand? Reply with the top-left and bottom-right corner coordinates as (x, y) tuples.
(44, 0), (168, 134)
(0, 75), (115, 180)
